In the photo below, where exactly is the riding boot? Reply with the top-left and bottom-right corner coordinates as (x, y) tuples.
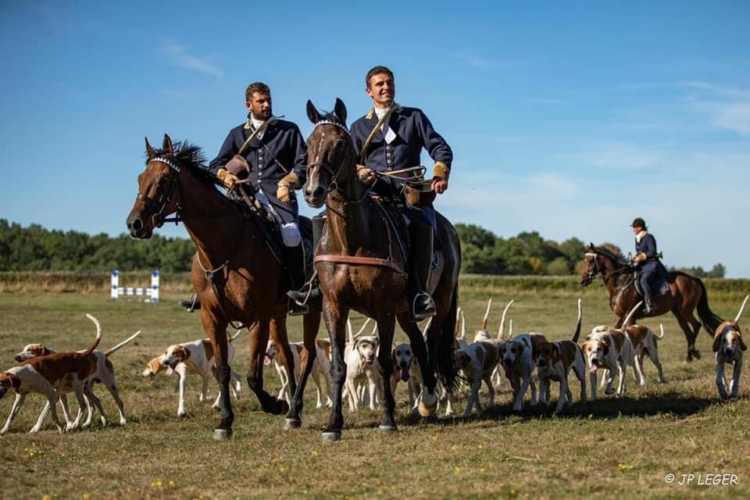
(643, 290), (654, 315)
(178, 293), (201, 312)
(285, 244), (309, 316)
(408, 225), (437, 321)
(287, 215), (325, 310)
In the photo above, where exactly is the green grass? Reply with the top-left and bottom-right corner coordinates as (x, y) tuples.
(1, 288), (749, 499)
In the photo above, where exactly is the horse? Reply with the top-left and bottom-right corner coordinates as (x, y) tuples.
(302, 99), (460, 442)
(126, 135), (322, 439)
(580, 243), (723, 362)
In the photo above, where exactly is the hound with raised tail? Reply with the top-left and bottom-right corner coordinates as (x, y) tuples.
(453, 340), (500, 417)
(0, 314), (102, 434)
(581, 302), (640, 400)
(536, 298), (587, 415)
(624, 323), (667, 385)
(142, 330), (243, 417)
(343, 318), (382, 411)
(714, 295), (748, 400)
(490, 300), (514, 388)
(14, 329), (141, 432)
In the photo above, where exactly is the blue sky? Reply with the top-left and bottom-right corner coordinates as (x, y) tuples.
(1, 1), (749, 276)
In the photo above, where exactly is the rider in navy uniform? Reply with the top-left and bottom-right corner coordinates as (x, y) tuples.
(179, 82), (309, 314)
(631, 217), (659, 314)
(348, 65), (453, 320)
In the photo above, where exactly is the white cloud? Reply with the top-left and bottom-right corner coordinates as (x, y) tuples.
(159, 40), (224, 78)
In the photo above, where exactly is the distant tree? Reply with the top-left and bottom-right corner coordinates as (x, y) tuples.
(455, 223), (496, 249)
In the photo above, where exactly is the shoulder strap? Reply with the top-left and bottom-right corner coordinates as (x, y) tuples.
(238, 116), (281, 157)
(358, 105), (401, 165)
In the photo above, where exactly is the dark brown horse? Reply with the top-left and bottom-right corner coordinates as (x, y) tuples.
(580, 243), (723, 361)
(303, 99), (460, 442)
(126, 135), (321, 439)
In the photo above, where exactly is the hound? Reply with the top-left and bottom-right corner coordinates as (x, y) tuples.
(392, 342), (419, 406)
(714, 295), (748, 400)
(581, 302), (641, 400)
(264, 338), (332, 408)
(14, 329), (141, 432)
(344, 332), (381, 411)
(623, 324), (667, 385)
(490, 300), (514, 388)
(1, 314), (102, 434)
(453, 341), (500, 417)
(142, 330), (243, 417)
(502, 332), (549, 412)
(536, 298), (587, 415)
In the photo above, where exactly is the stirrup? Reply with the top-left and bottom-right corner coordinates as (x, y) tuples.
(177, 294), (200, 312)
(287, 297), (309, 316)
(411, 292), (436, 321)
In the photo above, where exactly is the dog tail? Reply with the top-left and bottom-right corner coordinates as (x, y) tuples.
(571, 298), (583, 343)
(83, 314), (102, 356)
(657, 324), (666, 340)
(622, 301), (643, 328)
(498, 299), (515, 340)
(228, 328), (244, 343)
(734, 295), (750, 324)
(480, 298), (492, 330)
(104, 330), (142, 357)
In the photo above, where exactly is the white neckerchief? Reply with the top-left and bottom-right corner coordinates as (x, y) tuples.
(374, 106), (396, 144)
(635, 230), (648, 243)
(250, 116), (266, 139)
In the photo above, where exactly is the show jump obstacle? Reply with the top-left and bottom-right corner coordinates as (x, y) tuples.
(110, 270), (160, 302)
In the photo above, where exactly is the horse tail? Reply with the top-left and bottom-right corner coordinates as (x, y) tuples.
(436, 285), (459, 392)
(695, 277), (723, 335)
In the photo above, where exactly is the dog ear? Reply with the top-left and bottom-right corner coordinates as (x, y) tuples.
(739, 334), (747, 352)
(712, 334), (722, 353)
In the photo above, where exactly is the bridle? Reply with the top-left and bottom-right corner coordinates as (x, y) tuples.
(306, 119), (356, 198)
(136, 156), (181, 228)
(584, 250), (631, 283)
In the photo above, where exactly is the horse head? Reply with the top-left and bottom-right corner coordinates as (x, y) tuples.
(580, 243), (603, 285)
(127, 134), (209, 239)
(303, 98), (354, 208)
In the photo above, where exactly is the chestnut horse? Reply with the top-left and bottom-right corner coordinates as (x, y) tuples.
(580, 243), (722, 362)
(303, 99), (460, 441)
(126, 135), (321, 439)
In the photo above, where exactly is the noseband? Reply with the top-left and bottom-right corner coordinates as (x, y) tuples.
(136, 156), (181, 227)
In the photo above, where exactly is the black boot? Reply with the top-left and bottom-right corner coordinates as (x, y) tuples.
(178, 294), (200, 312)
(284, 244), (310, 316)
(287, 215), (325, 310)
(408, 225), (437, 321)
(643, 294), (654, 315)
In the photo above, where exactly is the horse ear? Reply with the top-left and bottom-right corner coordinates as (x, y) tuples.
(588, 243), (594, 249)
(334, 98), (347, 125)
(145, 137), (156, 157)
(162, 134), (174, 154)
(306, 100), (321, 124)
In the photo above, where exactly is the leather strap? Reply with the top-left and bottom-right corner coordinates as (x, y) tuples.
(358, 105), (401, 165)
(314, 254), (405, 275)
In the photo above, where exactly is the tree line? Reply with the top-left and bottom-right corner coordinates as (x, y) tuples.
(0, 219), (725, 278)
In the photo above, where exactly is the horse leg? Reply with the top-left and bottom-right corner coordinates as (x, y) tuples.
(286, 308), (322, 429)
(201, 312), (233, 440)
(398, 313), (437, 420)
(322, 304), (349, 442)
(376, 313), (398, 432)
(246, 318), (286, 416)
(673, 312), (701, 362)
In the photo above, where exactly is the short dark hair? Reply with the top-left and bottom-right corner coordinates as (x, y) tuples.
(245, 82), (271, 102)
(365, 66), (394, 88)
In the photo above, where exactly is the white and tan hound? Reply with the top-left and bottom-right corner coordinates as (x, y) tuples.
(714, 295), (748, 400)
(623, 323), (667, 385)
(502, 332), (549, 412)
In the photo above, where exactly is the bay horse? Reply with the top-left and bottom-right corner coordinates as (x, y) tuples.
(580, 243), (723, 362)
(303, 99), (460, 442)
(126, 135), (322, 439)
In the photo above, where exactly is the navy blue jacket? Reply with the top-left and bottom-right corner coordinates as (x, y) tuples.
(350, 106), (452, 198)
(635, 233), (659, 273)
(209, 117), (307, 224)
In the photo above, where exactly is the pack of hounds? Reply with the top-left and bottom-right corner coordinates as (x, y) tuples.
(1, 295), (747, 434)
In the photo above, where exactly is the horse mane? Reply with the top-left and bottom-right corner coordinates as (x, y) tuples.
(146, 140), (208, 172)
(592, 244), (629, 267)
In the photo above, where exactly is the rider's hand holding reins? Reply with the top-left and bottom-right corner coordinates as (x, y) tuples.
(217, 168), (239, 190)
(357, 164), (377, 185)
(432, 161), (450, 194)
(277, 172), (299, 204)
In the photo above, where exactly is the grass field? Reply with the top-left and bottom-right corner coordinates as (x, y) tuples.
(1, 284), (749, 499)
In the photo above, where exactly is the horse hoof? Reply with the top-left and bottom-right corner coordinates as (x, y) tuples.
(275, 400), (290, 416)
(283, 418), (301, 430)
(418, 390), (438, 417)
(378, 424), (397, 433)
(321, 431), (341, 443)
(213, 428), (232, 441)
(694, 350), (701, 360)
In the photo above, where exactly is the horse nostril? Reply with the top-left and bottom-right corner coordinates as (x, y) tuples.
(128, 218), (143, 232)
(312, 186), (325, 199)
